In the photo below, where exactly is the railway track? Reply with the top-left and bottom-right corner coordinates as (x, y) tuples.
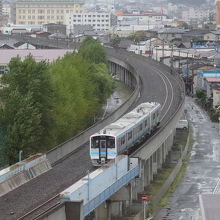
(17, 195), (60, 220)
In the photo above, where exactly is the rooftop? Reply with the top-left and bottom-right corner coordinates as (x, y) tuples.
(0, 49), (74, 64)
(17, 0), (84, 3)
(205, 77), (220, 83)
(93, 102), (160, 137)
(157, 28), (187, 34)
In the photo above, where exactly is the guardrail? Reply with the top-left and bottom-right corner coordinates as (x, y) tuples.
(46, 56), (140, 165)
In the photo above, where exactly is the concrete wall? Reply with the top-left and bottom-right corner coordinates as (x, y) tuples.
(0, 155), (51, 197)
(152, 129), (191, 208)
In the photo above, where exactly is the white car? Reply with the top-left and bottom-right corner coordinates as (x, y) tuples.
(176, 120), (188, 130)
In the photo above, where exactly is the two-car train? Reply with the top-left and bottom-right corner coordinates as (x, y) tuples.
(89, 102), (161, 166)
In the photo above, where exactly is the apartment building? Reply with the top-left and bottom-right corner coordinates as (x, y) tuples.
(0, 0), (2, 17)
(116, 11), (167, 26)
(182, 7), (210, 22)
(66, 11), (111, 34)
(15, 0), (85, 25)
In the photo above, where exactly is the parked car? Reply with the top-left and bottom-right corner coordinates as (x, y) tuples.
(176, 119), (188, 130)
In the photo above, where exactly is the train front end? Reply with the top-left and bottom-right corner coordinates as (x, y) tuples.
(90, 134), (116, 166)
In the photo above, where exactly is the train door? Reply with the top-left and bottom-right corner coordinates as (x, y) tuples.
(99, 140), (107, 164)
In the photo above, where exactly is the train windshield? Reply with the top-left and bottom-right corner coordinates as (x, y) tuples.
(91, 136), (115, 148)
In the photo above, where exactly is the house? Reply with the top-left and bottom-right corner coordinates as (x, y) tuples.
(182, 29), (210, 42)
(13, 41), (36, 49)
(178, 42), (191, 49)
(212, 84), (220, 108)
(195, 69), (220, 92)
(204, 77), (220, 98)
(0, 44), (14, 49)
(157, 28), (187, 42)
(204, 31), (220, 42)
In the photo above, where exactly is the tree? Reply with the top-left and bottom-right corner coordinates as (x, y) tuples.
(48, 53), (113, 144)
(79, 37), (107, 64)
(0, 55), (54, 164)
(111, 36), (121, 48)
(4, 92), (42, 163)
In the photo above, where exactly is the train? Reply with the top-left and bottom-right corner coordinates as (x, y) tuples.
(90, 102), (161, 166)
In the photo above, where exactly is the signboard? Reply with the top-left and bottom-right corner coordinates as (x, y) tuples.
(141, 195), (148, 201)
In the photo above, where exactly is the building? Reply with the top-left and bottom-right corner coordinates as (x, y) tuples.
(15, 0), (85, 25)
(116, 11), (167, 27)
(43, 23), (66, 35)
(0, 49), (73, 75)
(204, 31), (220, 42)
(66, 10), (111, 35)
(182, 8), (210, 22)
(212, 84), (220, 107)
(217, 0), (220, 28)
(157, 28), (187, 42)
(195, 69), (220, 92)
(0, 0), (2, 17)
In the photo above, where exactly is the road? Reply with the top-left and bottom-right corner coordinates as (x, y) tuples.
(155, 97), (220, 220)
(0, 48), (182, 219)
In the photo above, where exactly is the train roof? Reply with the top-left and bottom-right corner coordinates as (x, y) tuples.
(93, 102), (160, 137)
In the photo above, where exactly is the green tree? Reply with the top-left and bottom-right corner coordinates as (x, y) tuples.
(111, 36), (121, 48)
(0, 55), (54, 164)
(79, 37), (107, 64)
(49, 53), (113, 143)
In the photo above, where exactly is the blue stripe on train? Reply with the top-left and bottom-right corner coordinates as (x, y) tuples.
(90, 152), (117, 155)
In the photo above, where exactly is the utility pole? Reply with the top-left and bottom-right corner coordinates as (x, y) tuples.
(162, 40), (165, 59)
(179, 49), (181, 74)
(170, 45), (174, 74)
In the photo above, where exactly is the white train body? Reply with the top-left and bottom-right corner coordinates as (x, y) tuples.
(90, 102), (161, 166)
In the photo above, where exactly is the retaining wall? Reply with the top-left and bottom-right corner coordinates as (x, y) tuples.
(152, 129), (191, 208)
(0, 155), (51, 197)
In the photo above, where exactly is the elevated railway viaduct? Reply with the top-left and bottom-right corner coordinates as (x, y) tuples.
(0, 35), (185, 220)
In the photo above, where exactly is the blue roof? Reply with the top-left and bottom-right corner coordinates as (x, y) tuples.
(199, 69), (220, 76)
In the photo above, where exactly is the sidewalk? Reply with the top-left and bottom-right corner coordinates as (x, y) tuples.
(155, 96), (220, 220)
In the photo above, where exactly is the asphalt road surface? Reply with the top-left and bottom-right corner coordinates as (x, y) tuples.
(155, 96), (220, 220)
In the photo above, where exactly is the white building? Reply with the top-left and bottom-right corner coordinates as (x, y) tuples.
(66, 11), (111, 35)
(116, 11), (167, 27)
(182, 8), (210, 22)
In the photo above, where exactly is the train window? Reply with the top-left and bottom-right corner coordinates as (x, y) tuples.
(107, 139), (115, 148)
(139, 124), (142, 131)
(91, 139), (99, 148)
(153, 113), (156, 120)
(117, 139), (121, 147)
(121, 136), (125, 145)
(145, 119), (147, 127)
(128, 131), (132, 140)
